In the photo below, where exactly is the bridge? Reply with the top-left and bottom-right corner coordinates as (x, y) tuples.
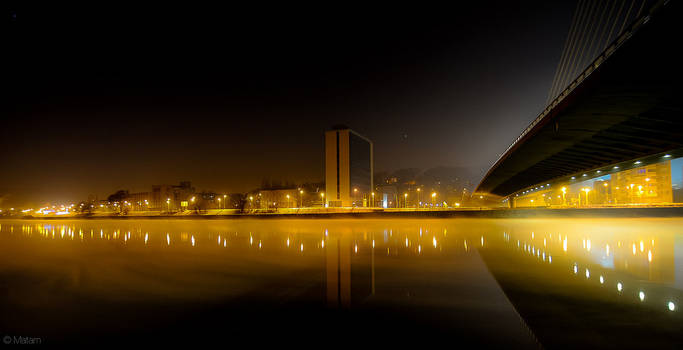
(476, 0), (682, 204)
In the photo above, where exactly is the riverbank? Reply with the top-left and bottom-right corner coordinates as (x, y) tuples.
(7, 206), (683, 219)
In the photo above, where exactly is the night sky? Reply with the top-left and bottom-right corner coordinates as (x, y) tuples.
(4, 2), (576, 207)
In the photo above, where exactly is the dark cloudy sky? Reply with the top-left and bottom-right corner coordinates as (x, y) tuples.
(3, 2), (576, 206)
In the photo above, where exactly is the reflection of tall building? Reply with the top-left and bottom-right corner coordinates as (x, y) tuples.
(325, 126), (373, 207)
(611, 162), (672, 204)
(325, 234), (374, 308)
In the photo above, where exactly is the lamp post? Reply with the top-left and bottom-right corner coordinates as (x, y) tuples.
(581, 188), (591, 206)
(166, 198), (171, 212)
(561, 187), (567, 206)
(417, 188), (421, 207)
(371, 192), (375, 207)
(299, 190), (304, 207)
(217, 197), (222, 209)
(320, 192), (325, 207)
(353, 188), (358, 206)
(223, 194), (227, 209)
(286, 194), (290, 208)
(404, 193), (408, 208)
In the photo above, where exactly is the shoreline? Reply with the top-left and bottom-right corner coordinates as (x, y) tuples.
(5, 206), (683, 219)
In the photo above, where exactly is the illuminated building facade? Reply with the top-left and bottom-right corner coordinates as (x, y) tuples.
(509, 156), (682, 208)
(151, 181), (194, 210)
(325, 127), (373, 207)
(610, 162), (672, 204)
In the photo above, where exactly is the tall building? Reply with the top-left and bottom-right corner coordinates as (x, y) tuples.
(611, 162), (672, 204)
(325, 126), (373, 207)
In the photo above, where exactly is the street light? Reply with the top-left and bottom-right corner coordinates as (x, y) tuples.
(431, 192), (436, 207)
(371, 192), (375, 207)
(582, 188), (591, 206)
(217, 197), (222, 209)
(404, 193), (408, 208)
(286, 194), (290, 208)
(320, 192), (325, 207)
(223, 194), (227, 208)
(561, 187), (567, 206)
(299, 190), (304, 207)
(166, 198), (171, 212)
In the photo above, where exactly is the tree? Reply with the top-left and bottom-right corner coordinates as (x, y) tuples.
(107, 190), (129, 203)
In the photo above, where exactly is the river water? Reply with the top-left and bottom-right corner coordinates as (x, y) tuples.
(0, 218), (681, 348)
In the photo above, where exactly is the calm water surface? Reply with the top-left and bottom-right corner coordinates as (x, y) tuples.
(0, 218), (681, 348)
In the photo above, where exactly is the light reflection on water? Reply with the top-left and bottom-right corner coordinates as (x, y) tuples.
(0, 218), (682, 347)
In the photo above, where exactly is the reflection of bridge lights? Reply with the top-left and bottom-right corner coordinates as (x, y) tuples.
(599, 275), (604, 284)
(617, 282), (623, 292)
(639, 291), (645, 302)
(668, 302), (676, 311)
(585, 268), (590, 279)
(573, 264), (578, 274)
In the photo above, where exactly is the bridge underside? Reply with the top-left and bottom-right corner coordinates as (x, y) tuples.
(477, 2), (683, 197)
